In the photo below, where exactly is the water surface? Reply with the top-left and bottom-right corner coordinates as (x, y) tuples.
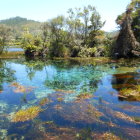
(0, 58), (140, 140)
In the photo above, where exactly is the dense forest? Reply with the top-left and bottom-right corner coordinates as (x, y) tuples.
(0, 0), (140, 58)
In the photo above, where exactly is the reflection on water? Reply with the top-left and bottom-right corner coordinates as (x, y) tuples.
(0, 58), (140, 139)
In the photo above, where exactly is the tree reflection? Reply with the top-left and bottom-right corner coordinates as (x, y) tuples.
(0, 60), (16, 91)
(112, 72), (140, 101)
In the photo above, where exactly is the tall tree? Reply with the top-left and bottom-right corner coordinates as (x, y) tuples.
(115, 0), (140, 57)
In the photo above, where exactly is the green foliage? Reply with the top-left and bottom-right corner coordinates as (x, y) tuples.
(0, 24), (12, 54)
(1, 6), (110, 58)
(21, 31), (44, 57)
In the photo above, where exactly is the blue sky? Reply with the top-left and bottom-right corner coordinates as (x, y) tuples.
(0, 0), (131, 31)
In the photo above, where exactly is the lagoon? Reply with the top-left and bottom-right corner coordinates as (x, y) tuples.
(0, 58), (140, 139)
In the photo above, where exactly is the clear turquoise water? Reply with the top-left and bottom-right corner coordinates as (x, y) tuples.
(0, 58), (140, 140)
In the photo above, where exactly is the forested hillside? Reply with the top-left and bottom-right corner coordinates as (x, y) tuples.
(0, 17), (41, 38)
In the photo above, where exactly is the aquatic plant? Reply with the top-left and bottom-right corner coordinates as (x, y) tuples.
(10, 82), (34, 93)
(100, 132), (121, 140)
(39, 98), (51, 106)
(113, 111), (134, 123)
(57, 97), (64, 102)
(10, 82), (20, 87)
(76, 128), (93, 140)
(55, 89), (75, 94)
(11, 106), (41, 122)
(87, 104), (103, 118)
(76, 92), (93, 101)
(58, 102), (103, 124)
(119, 86), (140, 101)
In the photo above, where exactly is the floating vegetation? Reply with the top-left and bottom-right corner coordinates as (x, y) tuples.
(39, 98), (51, 106)
(76, 92), (93, 101)
(87, 104), (103, 118)
(11, 106), (41, 122)
(57, 97), (64, 102)
(10, 82), (34, 93)
(55, 89), (75, 94)
(113, 111), (135, 123)
(119, 86), (140, 101)
(100, 132), (121, 140)
(76, 128), (93, 140)
(10, 82), (21, 87)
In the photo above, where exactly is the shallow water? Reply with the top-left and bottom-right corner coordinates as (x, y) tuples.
(0, 58), (140, 140)
(4, 47), (24, 52)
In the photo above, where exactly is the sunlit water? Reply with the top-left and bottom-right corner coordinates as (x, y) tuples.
(0, 58), (140, 140)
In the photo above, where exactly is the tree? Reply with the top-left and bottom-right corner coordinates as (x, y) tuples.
(0, 25), (12, 54)
(131, 0), (140, 42)
(79, 5), (104, 44)
(115, 0), (140, 57)
(21, 28), (43, 57)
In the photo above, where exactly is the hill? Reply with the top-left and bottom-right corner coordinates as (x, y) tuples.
(0, 17), (42, 37)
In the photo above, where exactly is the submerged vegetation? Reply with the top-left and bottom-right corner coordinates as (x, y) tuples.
(12, 106), (41, 122)
(119, 85), (140, 101)
(0, 58), (140, 139)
